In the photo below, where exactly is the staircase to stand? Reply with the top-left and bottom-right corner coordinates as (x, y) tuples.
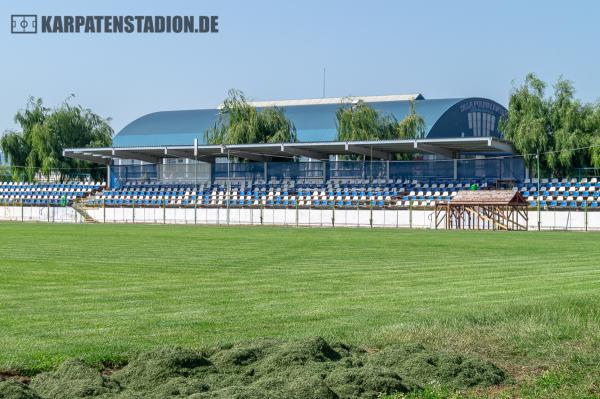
(72, 200), (97, 223)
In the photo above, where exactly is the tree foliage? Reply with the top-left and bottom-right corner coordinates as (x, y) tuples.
(500, 73), (600, 176)
(204, 89), (297, 145)
(336, 99), (425, 142)
(397, 100), (426, 140)
(1, 96), (113, 181)
(335, 99), (425, 159)
(336, 100), (397, 142)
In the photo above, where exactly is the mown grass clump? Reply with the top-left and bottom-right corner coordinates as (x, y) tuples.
(368, 344), (507, 390)
(0, 379), (41, 399)
(111, 347), (212, 389)
(29, 360), (119, 399)
(325, 366), (408, 398)
(12, 337), (507, 399)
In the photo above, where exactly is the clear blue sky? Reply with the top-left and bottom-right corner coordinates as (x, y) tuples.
(1, 0), (599, 134)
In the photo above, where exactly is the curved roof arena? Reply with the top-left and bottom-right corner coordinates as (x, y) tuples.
(113, 95), (508, 147)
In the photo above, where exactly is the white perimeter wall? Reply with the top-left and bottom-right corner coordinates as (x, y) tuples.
(85, 207), (437, 228)
(0, 206), (82, 223)
(1, 206), (600, 230)
(81, 207), (600, 231)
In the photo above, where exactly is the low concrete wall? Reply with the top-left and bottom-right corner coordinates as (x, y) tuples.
(82, 206), (600, 231)
(527, 209), (600, 231)
(85, 207), (437, 228)
(2, 206), (599, 230)
(0, 206), (82, 223)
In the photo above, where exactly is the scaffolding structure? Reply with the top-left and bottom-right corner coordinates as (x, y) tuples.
(435, 190), (528, 230)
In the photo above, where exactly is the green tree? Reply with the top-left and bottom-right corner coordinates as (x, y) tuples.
(1, 96), (113, 181)
(545, 78), (593, 174)
(591, 135), (600, 170)
(336, 100), (425, 142)
(205, 89), (297, 145)
(336, 99), (425, 159)
(500, 73), (600, 176)
(336, 100), (398, 142)
(397, 100), (426, 139)
(499, 73), (550, 171)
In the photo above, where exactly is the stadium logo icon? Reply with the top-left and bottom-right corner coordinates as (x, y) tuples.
(11, 14), (37, 34)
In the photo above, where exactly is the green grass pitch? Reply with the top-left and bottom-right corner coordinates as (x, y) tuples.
(0, 222), (599, 397)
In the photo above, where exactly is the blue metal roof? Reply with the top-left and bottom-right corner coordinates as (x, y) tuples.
(113, 97), (507, 147)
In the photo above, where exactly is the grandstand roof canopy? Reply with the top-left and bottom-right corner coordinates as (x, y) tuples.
(111, 95), (508, 147)
(65, 93), (513, 165)
(64, 137), (515, 165)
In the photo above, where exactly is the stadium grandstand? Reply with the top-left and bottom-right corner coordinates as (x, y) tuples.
(1, 94), (598, 222)
(63, 93), (521, 183)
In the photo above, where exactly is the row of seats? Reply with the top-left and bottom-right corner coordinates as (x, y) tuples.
(93, 177), (600, 208)
(529, 200), (599, 208)
(131, 178), (496, 187)
(0, 182), (105, 189)
(2, 178), (600, 208)
(89, 178), (490, 208)
(521, 177), (599, 184)
(89, 196), (452, 208)
(517, 178), (600, 208)
(0, 182), (105, 206)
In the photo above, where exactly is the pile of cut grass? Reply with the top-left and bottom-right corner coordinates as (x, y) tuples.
(0, 337), (506, 399)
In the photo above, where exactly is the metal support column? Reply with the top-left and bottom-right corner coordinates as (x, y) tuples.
(453, 159), (458, 180)
(263, 161), (268, 182)
(209, 159), (216, 184)
(107, 163), (111, 188)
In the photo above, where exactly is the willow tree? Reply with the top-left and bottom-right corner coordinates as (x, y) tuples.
(499, 73), (549, 172)
(336, 99), (425, 159)
(205, 89), (297, 145)
(591, 135), (600, 170)
(335, 100), (398, 142)
(397, 100), (426, 139)
(1, 96), (113, 181)
(545, 78), (594, 174)
(500, 73), (600, 176)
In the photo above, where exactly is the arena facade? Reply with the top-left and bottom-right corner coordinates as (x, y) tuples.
(110, 94), (508, 146)
(64, 94), (522, 187)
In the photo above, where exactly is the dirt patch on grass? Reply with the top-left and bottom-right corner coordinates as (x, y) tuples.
(2, 337), (509, 399)
(0, 371), (31, 385)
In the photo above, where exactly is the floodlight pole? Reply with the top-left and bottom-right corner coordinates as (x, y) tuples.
(537, 150), (540, 231)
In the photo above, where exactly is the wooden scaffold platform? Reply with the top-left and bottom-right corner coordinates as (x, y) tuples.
(435, 190), (528, 231)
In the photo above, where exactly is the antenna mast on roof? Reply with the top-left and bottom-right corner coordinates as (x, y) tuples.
(322, 67), (326, 98)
